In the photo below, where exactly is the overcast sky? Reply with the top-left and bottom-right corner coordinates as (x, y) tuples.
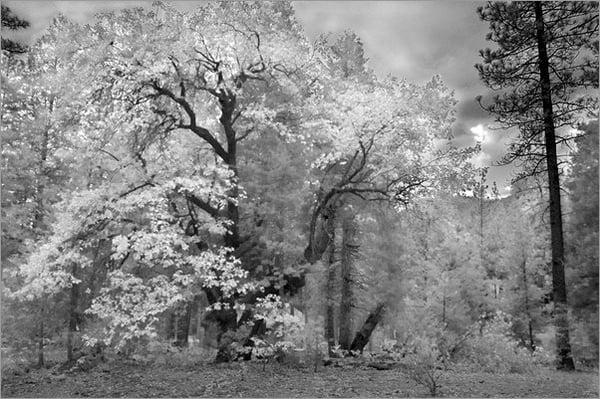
(4, 0), (516, 194)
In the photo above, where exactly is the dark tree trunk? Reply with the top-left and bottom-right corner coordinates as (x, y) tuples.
(244, 318), (267, 347)
(225, 187), (240, 249)
(324, 210), (337, 356)
(339, 214), (358, 350)
(212, 308), (241, 362)
(236, 318), (267, 361)
(221, 94), (240, 251)
(37, 312), (44, 368)
(174, 302), (193, 348)
(305, 195), (340, 264)
(534, 2), (575, 370)
(350, 302), (385, 353)
(304, 210), (333, 263)
(67, 264), (79, 361)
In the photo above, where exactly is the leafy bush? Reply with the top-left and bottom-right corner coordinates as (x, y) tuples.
(455, 312), (550, 374)
(246, 295), (304, 368)
(1, 347), (30, 376)
(130, 340), (217, 367)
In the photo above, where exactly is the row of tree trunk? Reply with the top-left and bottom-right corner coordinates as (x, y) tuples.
(53, 205), (381, 364)
(323, 209), (384, 355)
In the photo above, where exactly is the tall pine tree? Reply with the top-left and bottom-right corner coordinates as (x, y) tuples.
(476, 1), (598, 370)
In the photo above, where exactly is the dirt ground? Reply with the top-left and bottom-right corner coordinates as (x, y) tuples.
(2, 361), (598, 398)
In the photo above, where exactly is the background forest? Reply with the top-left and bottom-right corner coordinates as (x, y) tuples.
(0, 1), (598, 397)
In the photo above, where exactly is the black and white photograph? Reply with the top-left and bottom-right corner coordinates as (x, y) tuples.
(1, 1), (598, 397)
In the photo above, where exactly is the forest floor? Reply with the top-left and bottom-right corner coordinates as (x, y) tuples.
(1, 360), (598, 398)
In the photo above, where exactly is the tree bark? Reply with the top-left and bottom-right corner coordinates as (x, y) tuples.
(174, 302), (193, 347)
(67, 264), (79, 361)
(534, 2), (575, 370)
(350, 302), (385, 353)
(325, 209), (337, 356)
(166, 312), (176, 341)
(221, 94), (240, 251)
(339, 214), (358, 350)
(37, 310), (44, 368)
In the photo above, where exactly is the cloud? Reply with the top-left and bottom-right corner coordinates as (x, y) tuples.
(470, 124), (488, 143)
(467, 124), (517, 173)
(456, 94), (489, 121)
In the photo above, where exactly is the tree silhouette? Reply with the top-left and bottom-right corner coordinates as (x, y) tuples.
(476, 1), (598, 370)
(1, 5), (30, 54)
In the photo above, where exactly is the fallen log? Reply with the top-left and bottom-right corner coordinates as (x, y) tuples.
(349, 302), (385, 353)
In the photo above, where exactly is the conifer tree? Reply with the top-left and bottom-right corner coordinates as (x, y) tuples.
(476, 1), (598, 370)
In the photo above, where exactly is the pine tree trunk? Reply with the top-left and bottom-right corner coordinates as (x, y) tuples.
(339, 214), (357, 350)
(534, 2), (575, 370)
(350, 302), (385, 353)
(325, 211), (337, 356)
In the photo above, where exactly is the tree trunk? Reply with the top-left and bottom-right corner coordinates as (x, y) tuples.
(196, 292), (208, 346)
(174, 302), (193, 347)
(534, 2), (575, 370)
(521, 258), (535, 351)
(222, 95), (240, 251)
(37, 311), (44, 368)
(166, 312), (176, 341)
(339, 214), (358, 350)
(305, 209), (333, 263)
(225, 186), (240, 249)
(238, 318), (267, 361)
(325, 210), (337, 356)
(350, 302), (385, 353)
(67, 263), (79, 361)
(212, 308), (241, 362)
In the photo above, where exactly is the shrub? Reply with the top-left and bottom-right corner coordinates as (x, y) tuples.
(130, 340), (216, 367)
(455, 312), (549, 374)
(1, 347), (30, 376)
(241, 295), (306, 368)
(403, 336), (444, 397)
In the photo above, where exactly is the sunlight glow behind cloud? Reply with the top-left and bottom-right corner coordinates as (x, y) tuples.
(470, 124), (488, 143)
